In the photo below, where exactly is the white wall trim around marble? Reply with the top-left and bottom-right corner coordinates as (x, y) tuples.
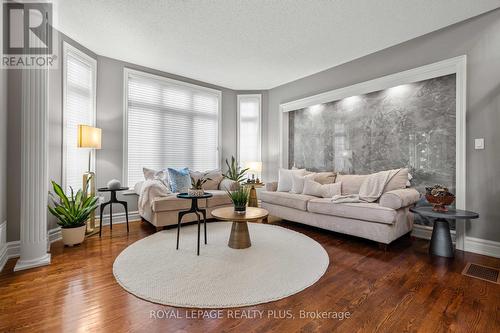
(279, 55), (467, 250)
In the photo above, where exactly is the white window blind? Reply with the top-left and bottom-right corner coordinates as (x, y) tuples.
(125, 70), (221, 186)
(237, 94), (261, 164)
(63, 43), (96, 194)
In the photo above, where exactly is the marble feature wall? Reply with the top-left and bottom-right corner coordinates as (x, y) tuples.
(289, 74), (456, 226)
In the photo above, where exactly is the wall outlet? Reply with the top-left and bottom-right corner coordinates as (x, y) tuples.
(474, 138), (485, 150)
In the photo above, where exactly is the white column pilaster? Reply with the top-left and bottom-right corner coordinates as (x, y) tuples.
(14, 68), (51, 271)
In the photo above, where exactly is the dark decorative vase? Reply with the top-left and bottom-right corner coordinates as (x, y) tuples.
(234, 205), (246, 215)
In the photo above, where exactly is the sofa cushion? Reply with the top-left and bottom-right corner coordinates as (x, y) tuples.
(167, 167), (191, 193)
(335, 174), (368, 195)
(379, 188), (420, 209)
(189, 169), (223, 190)
(383, 168), (409, 193)
(307, 199), (397, 224)
(302, 180), (341, 198)
(205, 190), (233, 207)
(260, 191), (316, 211)
(152, 195), (207, 212)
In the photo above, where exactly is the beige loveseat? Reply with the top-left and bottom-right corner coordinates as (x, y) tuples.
(136, 168), (239, 230)
(261, 173), (420, 245)
(149, 185), (236, 230)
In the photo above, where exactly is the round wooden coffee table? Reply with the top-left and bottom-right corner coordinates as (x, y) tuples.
(211, 207), (269, 249)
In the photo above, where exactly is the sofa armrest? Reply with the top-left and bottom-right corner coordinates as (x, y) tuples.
(379, 188), (420, 210)
(219, 178), (240, 191)
(265, 182), (278, 192)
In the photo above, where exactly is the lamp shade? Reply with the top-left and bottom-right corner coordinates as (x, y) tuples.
(245, 161), (262, 173)
(77, 125), (102, 149)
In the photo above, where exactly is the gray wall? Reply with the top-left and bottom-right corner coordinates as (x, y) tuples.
(265, 9), (500, 242)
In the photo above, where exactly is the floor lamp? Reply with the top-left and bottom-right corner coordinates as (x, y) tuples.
(77, 124), (102, 235)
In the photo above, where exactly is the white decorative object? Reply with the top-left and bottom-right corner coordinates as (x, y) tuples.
(107, 179), (122, 190)
(187, 188), (205, 197)
(113, 222), (329, 308)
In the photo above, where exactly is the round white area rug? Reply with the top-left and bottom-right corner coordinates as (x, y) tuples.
(113, 222), (329, 308)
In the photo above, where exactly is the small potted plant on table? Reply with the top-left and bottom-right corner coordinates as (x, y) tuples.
(188, 175), (211, 197)
(48, 180), (99, 246)
(225, 187), (250, 214)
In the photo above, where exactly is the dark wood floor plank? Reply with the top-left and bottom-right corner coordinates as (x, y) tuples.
(1, 219), (499, 332)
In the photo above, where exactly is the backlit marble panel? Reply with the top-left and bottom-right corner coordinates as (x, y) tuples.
(289, 74), (456, 227)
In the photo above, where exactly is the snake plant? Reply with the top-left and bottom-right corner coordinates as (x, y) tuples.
(48, 180), (99, 229)
(223, 156), (249, 184)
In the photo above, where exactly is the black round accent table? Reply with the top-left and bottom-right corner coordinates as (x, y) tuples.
(97, 187), (130, 237)
(410, 206), (479, 258)
(176, 193), (213, 256)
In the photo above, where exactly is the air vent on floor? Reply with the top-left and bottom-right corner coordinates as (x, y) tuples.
(462, 263), (500, 284)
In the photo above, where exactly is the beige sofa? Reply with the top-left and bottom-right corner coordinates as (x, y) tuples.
(261, 177), (420, 245)
(140, 178), (238, 230)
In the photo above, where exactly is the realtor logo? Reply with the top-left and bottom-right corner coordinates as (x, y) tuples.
(2, 0), (56, 68)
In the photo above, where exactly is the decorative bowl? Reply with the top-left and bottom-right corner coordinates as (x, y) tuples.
(188, 188), (205, 197)
(425, 193), (455, 212)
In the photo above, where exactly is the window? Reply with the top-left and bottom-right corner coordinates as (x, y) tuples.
(237, 94), (261, 164)
(124, 69), (221, 186)
(62, 42), (97, 194)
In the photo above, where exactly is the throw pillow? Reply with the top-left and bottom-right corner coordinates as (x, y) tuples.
(335, 174), (368, 195)
(277, 168), (306, 192)
(291, 173), (316, 194)
(313, 171), (337, 184)
(302, 179), (341, 198)
(189, 169), (223, 190)
(167, 167), (191, 193)
(143, 167), (170, 190)
(382, 168), (409, 193)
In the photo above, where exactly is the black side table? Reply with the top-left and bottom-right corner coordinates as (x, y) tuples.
(98, 187), (130, 237)
(410, 206), (479, 258)
(176, 193), (213, 256)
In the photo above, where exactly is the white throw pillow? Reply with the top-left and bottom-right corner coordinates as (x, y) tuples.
(277, 168), (306, 192)
(143, 167), (170, 189)
(291, 173), (316, 194)
(303, 180), (341, 198)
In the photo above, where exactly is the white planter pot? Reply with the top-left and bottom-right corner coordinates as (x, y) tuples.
(188, 188), (205, 197)
(61, 225), (86, 246)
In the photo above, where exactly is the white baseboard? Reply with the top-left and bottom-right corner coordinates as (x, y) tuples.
(464, 236), (500, 258)
(100, 210), (141, 226)
(412, 224), (500, 258)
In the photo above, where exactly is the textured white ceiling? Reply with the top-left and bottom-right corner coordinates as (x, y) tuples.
(53, 0), (500, 89)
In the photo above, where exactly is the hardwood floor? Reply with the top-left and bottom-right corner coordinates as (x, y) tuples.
(1, 219), (499, 332)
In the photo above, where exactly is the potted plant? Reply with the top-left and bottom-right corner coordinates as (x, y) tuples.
(188, 175), (211, 197)
(225, 187), (250, 214)
(223, 156), (249, 184)
(48, 180), (99, 246)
